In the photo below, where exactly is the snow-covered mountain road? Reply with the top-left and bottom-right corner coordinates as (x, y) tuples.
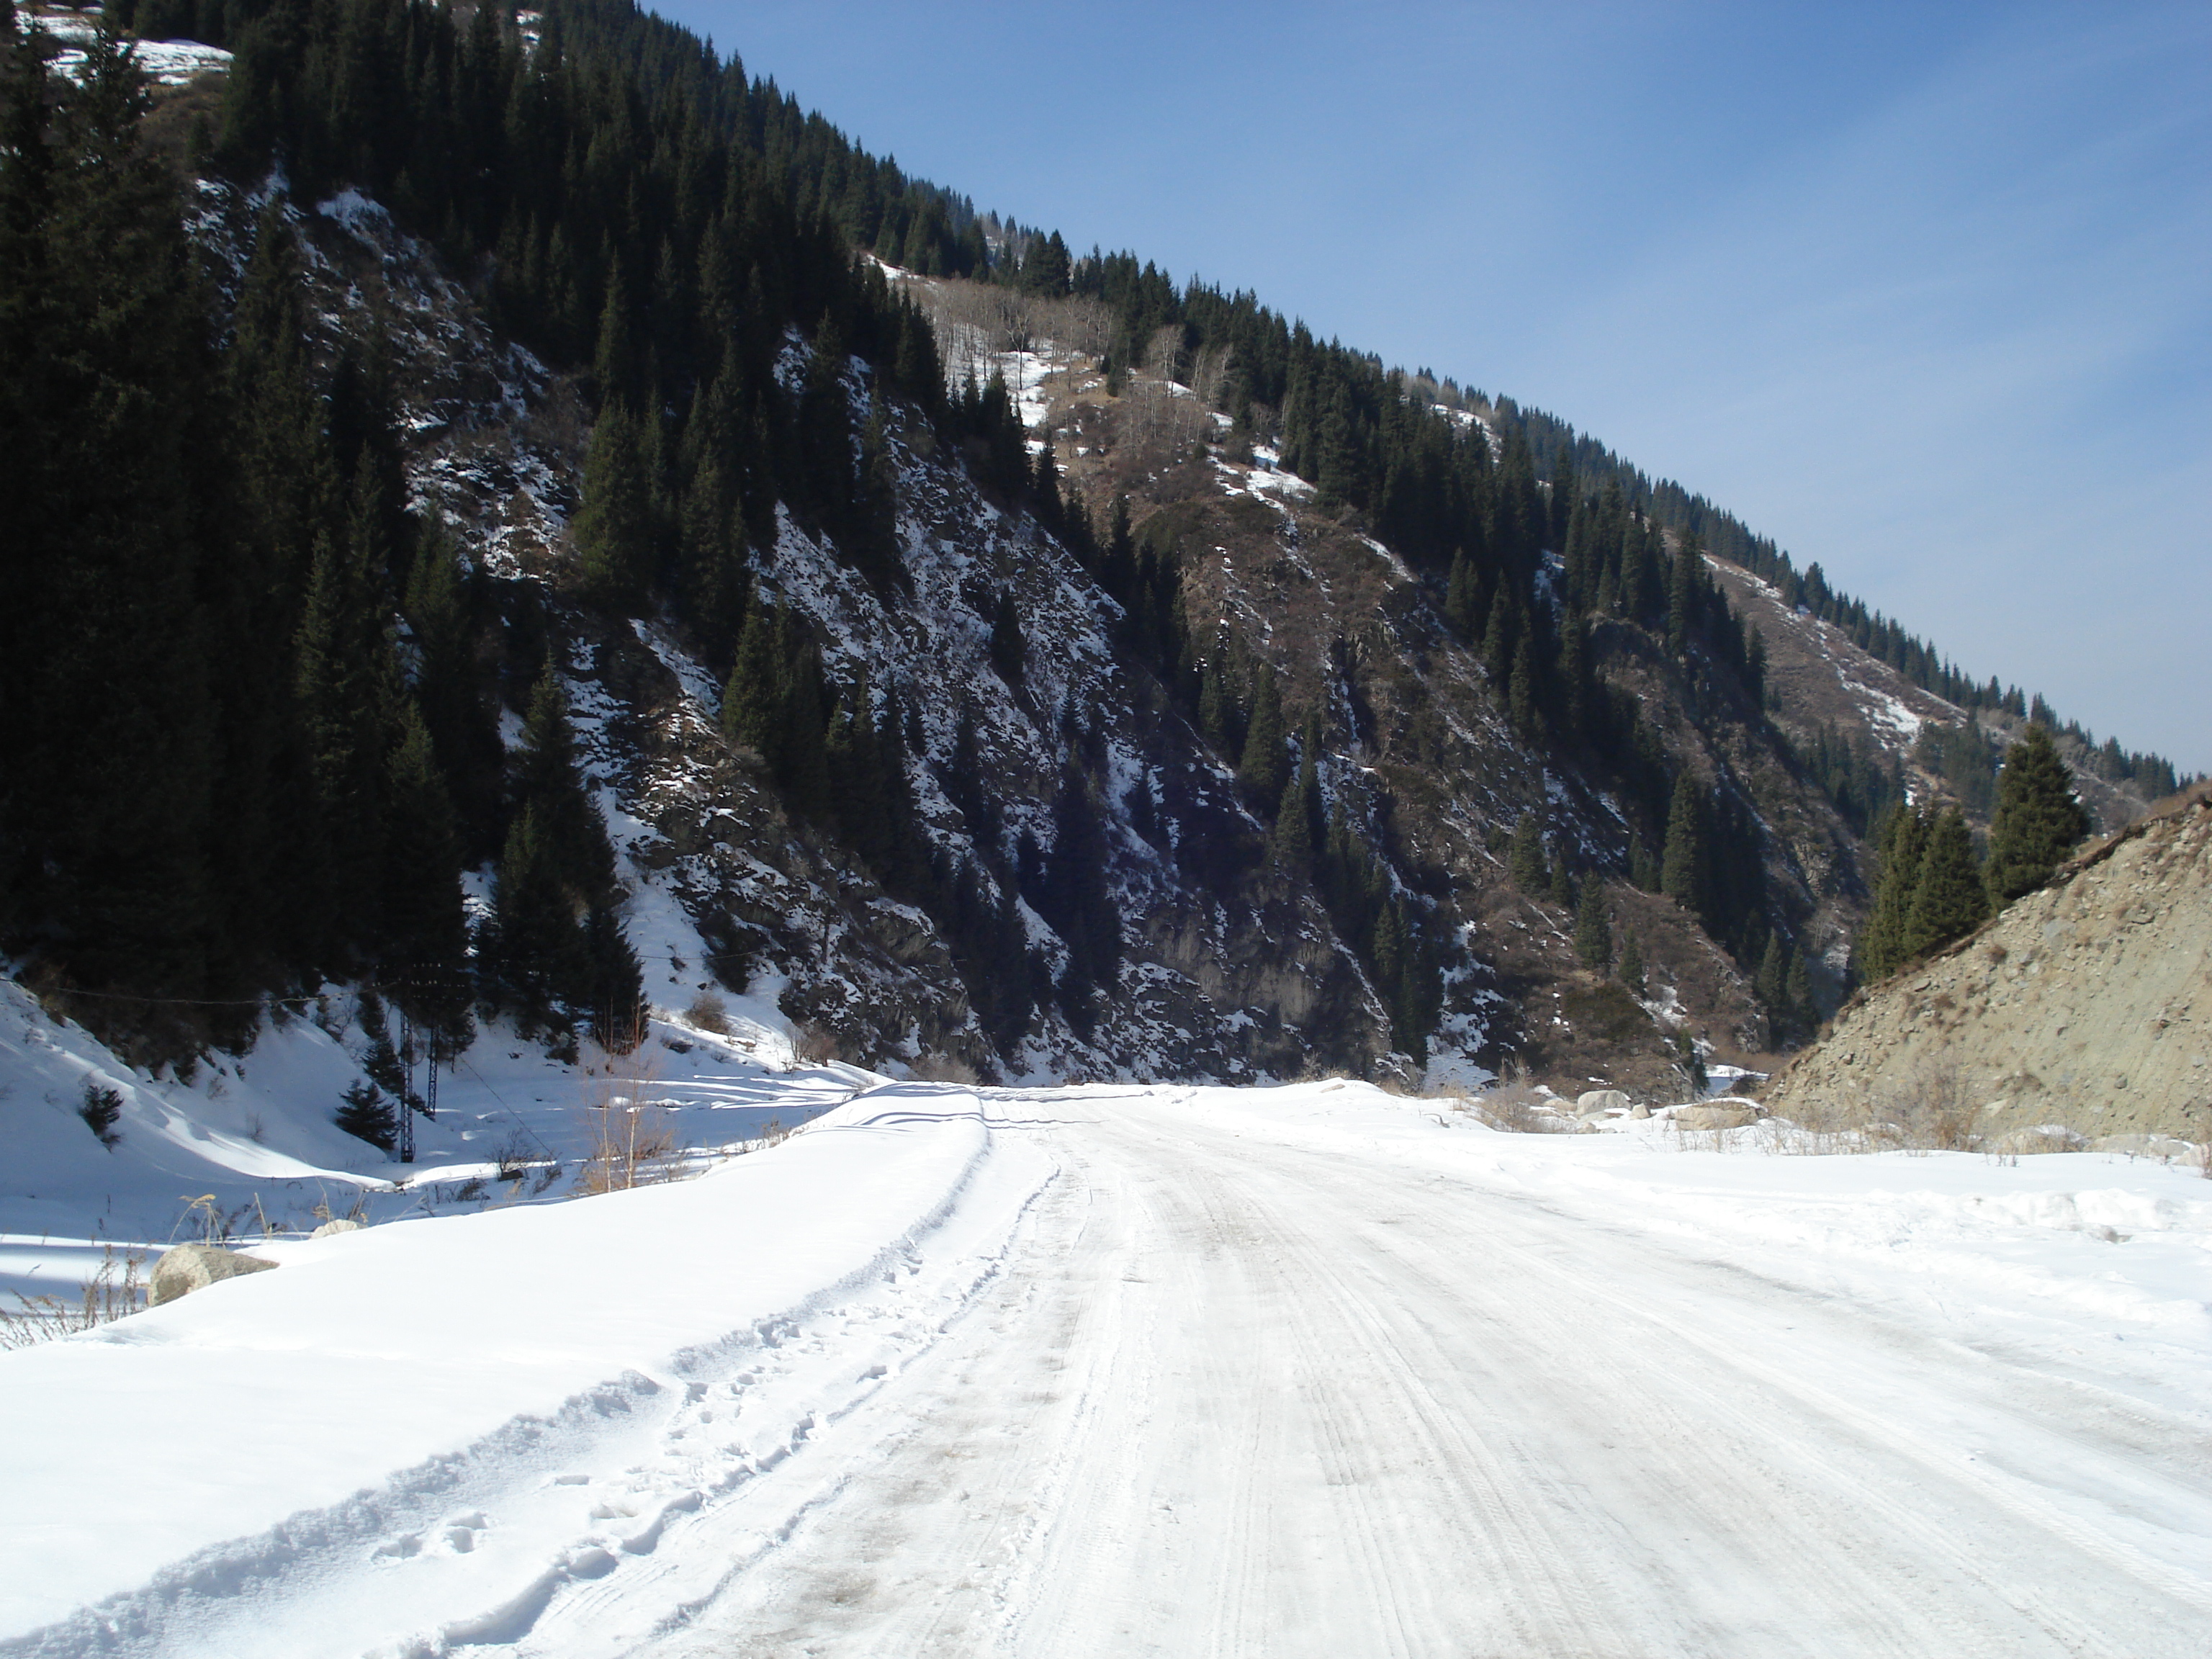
(625, 1088), (2209, 1658)
(4, 1082), (2208, 1658)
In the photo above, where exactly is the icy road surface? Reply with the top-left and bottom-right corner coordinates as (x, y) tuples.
(4, 1082), (2208, 1658)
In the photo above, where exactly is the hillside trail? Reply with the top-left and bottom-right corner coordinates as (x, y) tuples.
(568, 1089), (2209, 1659)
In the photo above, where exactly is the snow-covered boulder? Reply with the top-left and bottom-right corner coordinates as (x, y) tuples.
(1575, 1089), (1629, 1118)
(148, 1244), (279, 1307)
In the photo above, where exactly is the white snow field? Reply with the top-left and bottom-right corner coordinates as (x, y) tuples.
(3, 1080), (2210, 1657)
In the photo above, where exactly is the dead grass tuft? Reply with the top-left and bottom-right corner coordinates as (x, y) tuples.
(0, 1246), (146, 1349)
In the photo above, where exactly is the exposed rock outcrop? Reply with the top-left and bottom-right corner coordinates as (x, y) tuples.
(1766, 786), (2212, 1142)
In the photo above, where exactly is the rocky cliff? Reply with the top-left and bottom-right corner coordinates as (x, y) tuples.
(1763, 783), (2212, 1143)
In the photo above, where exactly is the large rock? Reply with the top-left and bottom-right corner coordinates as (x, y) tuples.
(1575, 1089), (1631, 1118)
(1671, 1101), (1761, 1130)
(149, 1244), (278, 1308)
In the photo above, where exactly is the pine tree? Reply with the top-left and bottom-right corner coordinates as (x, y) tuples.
(1902, 807), (1987, 961)
(721, 606), (785, 764)
(1785, 949), (1817, 1036)
(1661, 774), (1707, 920)
(1509, 815), (1549, 893)
(0, 19), (218, 998)
(1236, 665), (1289, 806)
(572, 398), (655, 612)
(514, 663), (616, 903)
(584, 902), (647, 1053)
(1856, 804), (1930, 983)
(491, 803), (585, 1028)
(1984, 724), (2089, 907)
(988, 589), (1027, 686)
(1618, 927), (1647, 996)
(381, 705), (471, 1041)
(334, 1080), (396, 1151)
(1575, 882), (1613, 970)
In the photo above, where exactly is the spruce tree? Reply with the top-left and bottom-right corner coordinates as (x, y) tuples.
(1236, 665), (1289, 806)
(334, 1081), (397, 1151)
(988, 589), (1027, 686)
(572, 399), (655, 612)
(514, 663), (616, 903)
(0, 19), (218, 999)
(1661, 775), (1708, 921)
(1902, 807), (1987, 961)
(1856, 804), (1930, 983)
(491, 804), (585, 1028)
(381, 706), (471, 1041)
(1509, 815), (1549, 893)
(1984, 724), (2089, 907)
(721, 606), (785, 764)
(1575, 882), (1613, 970)
(1618, 927), (1647, 996)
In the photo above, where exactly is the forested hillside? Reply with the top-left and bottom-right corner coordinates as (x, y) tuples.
(0, 0), (2186, 1093)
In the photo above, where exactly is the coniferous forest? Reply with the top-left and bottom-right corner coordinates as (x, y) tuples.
(0, 0), (2188, 1082)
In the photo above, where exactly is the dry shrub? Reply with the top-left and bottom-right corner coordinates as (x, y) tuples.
(579, 1038), (683, 1193)
(683, 989), (730, 1035)
(1773, 1066), (1997, 1156)
(793, 1022), (842, 1065)
(579, 1101), (679, 1194)
(907, 1052), (982, 1085)
(1473, 1079), (1570, 1133)
(1879, 1063), (1979, 1153)
(0, 1246), (145, 1349)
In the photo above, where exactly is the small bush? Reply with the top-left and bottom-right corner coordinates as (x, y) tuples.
(684, 989), (729, 1034)
(78, 1081), (122, 1150)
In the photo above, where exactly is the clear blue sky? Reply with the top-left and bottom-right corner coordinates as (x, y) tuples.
(653, 1), (2211, 776)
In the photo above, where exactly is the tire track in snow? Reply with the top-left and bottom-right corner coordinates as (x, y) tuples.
(642, 1091), (2210, 1658)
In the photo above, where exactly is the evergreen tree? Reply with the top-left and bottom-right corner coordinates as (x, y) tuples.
(1618, 927), (1647, 997)
(1902, 807), (1987, 961)
(572, 399), (655, 612)
(1856, 804), (1930, 983)
(491, 804), (585, 1027)
(721, 606), (786, 763)
(513, 663), (616, 903)
(1984, 724), (2089, 907)
(0, 18), (218, 999)
(584, 902), (647, 1053)
(1509, 815), (1549, 893)
(1574, 882), (1612, 970)
(333, 1081), (396, 1151)
(381, 706), (471, 1041)
(988, 588), (1027, 687)
(1785, 948), (1817, 1035)
(1236, 665), (1289, 806)
(1660, 775), (1708, 921)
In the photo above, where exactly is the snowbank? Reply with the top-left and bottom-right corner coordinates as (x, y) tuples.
(0, 1084), (1051, 1650)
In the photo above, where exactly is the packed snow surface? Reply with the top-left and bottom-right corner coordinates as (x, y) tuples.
(3, 1081), (2209, 1655)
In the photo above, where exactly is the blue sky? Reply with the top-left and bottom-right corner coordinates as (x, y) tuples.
(655, 1), (2210, 775)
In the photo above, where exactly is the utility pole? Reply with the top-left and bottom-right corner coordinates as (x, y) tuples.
(395, 1007), (416, 1165)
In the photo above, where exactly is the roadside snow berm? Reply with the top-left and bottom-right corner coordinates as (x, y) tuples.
(149, 1244), (279, 1307)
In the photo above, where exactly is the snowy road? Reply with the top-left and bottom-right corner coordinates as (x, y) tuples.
(626, 1090), (2208, 1658)
(5, 1083), (2208, 1658)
